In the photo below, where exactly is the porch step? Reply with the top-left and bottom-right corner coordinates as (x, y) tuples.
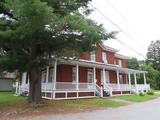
(103, 90), (110, 97)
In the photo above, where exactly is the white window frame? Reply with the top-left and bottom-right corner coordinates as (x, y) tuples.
(102, 52), (107, 63)
(101, 70), (110, 84)
(48, 67), (54, 83)
(119, 74), (123, 84)
(118, 59), (122, 67)
(90, 51), (95, 62)
(41, 69), (47, 83)
(87, 69), (93, 83)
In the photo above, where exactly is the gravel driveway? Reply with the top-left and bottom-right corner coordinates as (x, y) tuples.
(17, 97), (160, 120)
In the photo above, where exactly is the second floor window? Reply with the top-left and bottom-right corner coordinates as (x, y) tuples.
(118, 59), (122, 67)
(102, 52), (107, 63)
(90, 51), (95, 62)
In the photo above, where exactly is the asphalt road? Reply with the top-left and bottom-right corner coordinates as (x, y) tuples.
(18, 97), (160, 120)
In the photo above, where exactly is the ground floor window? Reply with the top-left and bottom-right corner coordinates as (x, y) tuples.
(87, 69), (93, 83)
(119, 74), (123, 83)
(41, 69), (47, 83)
(48, 67), (54, 82)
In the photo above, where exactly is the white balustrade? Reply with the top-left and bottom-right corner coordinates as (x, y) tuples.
(41, 83), (53, 91)
(17, 82), (150, 95)
(132, 84), (150, 92)
(108, 84), (131, 91)
(56, 82), (76, 90)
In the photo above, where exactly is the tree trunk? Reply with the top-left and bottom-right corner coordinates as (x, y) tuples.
(28, 67), (41, 104)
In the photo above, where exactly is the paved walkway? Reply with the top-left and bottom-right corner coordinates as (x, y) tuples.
(18, 98), (160, 120)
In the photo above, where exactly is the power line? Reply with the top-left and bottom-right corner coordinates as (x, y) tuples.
(89, 3), (136, 41)
(89, 3), (146, 59)
(116, 39), (146, 59)
(104, 0), (145, 42)
(104, 0), (135, 31)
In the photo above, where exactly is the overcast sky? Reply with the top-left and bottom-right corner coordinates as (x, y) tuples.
(89, 0), (160, 60)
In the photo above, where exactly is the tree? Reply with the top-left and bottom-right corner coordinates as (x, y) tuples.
(147, 40), (160, 70)
(146, 40), (160, 89)
(126, 57), (140, 69)
(142, 63), (159, 89)
(0, 0), (116, 104)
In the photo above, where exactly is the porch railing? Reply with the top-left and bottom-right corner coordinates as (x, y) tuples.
(106, 83), (150, 92)
(17, 82), (151, 95)
(131, 84), (150, 92)
(109, 84), (131, 90)
(56, 82), (95, 91)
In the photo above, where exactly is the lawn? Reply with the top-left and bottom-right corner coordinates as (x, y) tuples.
(115, 91), (160, 102)
(0, 92), (124, 117)
(0, 92), (27, 110)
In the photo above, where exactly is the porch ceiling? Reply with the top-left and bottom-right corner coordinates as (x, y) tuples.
(59, 59), (147, 74)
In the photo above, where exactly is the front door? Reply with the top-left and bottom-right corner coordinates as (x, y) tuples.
(101, 70), (110, 84)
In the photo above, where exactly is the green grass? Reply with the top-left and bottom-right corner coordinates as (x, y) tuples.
(115, 91), (160, 102)
(0, 92), (27, 110)
(44, 98), (124, 109)
(0, 92), (124, 115)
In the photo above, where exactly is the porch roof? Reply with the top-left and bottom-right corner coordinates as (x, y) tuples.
(59, 59), (147, 74)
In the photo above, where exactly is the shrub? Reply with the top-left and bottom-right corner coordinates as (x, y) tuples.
(139, 92), (145, 96)
(147, 91), (154, 95)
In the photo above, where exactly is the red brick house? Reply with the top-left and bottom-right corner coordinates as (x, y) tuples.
(16, 43), (150, 99)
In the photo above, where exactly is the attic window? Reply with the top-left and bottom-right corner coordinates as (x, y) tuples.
(102, 52), (107, 63)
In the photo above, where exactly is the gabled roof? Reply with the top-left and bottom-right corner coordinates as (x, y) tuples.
(98, 43), (119, 53)
(115, 54), (128, 60)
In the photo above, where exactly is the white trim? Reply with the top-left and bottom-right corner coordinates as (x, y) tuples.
(46, 66), (49, 83)
(93, 67), (96, 89)
(116, 70), (120, 89)
(134, 73), (137, 86)
(59, 59), (147, 74)
(115, 54), (128, 59)
(76, 64), (79, 90)
(90, 51), (96, 62)
(103, 68), (106, 89)
(98, 43), (119, 53)
(111, 94), (131, 97)
(143, 73), (147, 85)
(102, 52), (107, 63)
(53, 60), (57, 90)
(55, 90), (95, 93)
(54, 96), (96, 100)
(128, 72), (131, 89)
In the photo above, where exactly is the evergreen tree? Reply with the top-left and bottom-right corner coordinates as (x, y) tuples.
(0, 0), (116, 104)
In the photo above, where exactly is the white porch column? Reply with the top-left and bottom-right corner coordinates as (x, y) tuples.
(46, 66), (49, 83)
(128, 72), (131, 89)
(53, 59), (57, 90)
(76, 64), (79, 90)
(134, 73), (137, 86)
(103, 68), (106, 89)
(116, 70), (120, 89)
(93, 67), (96, 89)
(143, 73), (147, 85)
(52, 59), (57, 99)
